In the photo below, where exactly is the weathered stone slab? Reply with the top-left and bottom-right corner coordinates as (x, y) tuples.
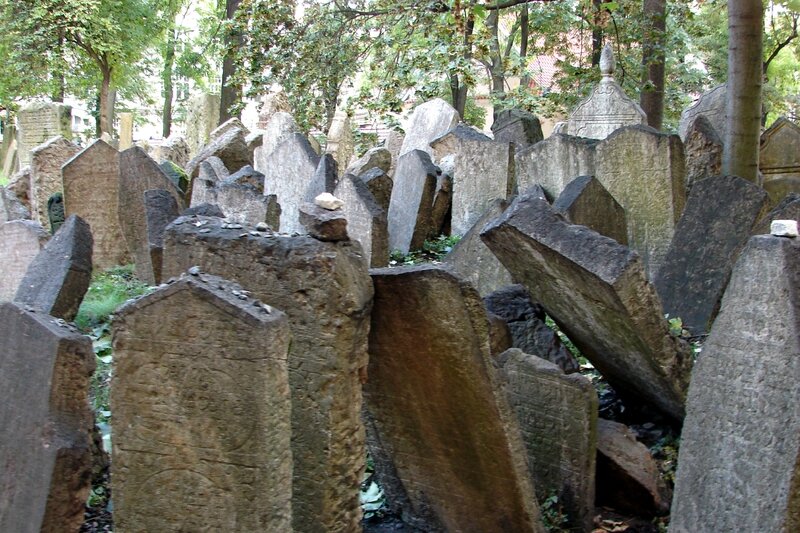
(516, 134), (598, 201)
(150, 135), (190, 168)
(159, 160), (189, 195)
(325, 111), (355, 170)
(16, 102), (72, 169)
(162, 218), (373, 532)
(111, 272), (292, 532)
(366, 265), (544, 532)
(253, 111), (301, 172)
(429, 123), (492, 162)
(670, 235), (800, 533)
(29, 136), (80, 229)
(223, 164), (264, 192)
(595, 125), (686, 278)
(143, 190), (179, 285)
(387, 150), (438, 253)
(298, 202), (348, 241)
(182, 203), (225, 218)
(553, 175), (628, 245)
(654, 175), (769, 334)
(185, 92), (220, 156)
(62, 140), (129, 269)
(0, 220), (49, 301)
(185, 127), (251, 180)
(430, 170), (452, 237)
(14, 215), (92, 320)
(119, 147), (185, 285)
(0, 186), (30, 223)
(0, 301), (94, 533)
(491, 109), (544, 148)
(759, 116), (800, 206)
(399, 98), (460, 157)
(752, 192), (800, 235)
(495, 348), (597, 531)
(346, 147), (391, 177)
(333, 173), (389, 267)
(359, 167), (393, 212)
(7, 167), (31, 211)
(678, 84), (726, 142)
(217, 183), (279, 228)
(210, 117), (250, 141)
(307, 153), (338, 202)
(683, 115), (722, 193)
(190, 157), (228, 207)
(118, 112), (133, 150)
(47, 192), (65, 234)
(481, 195), (693, 420)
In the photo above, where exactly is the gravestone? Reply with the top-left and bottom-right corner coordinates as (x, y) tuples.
(481, 195), (693, 421)
(678, 84), (726, 142)
(346, 147), (391, 177)
(256, 90), (291, 128)
(16, 102), (72, 169)
(759, 116), (800, 205)
(751, 192), (800, 235)
(670, 235), (800, 533)
(307, 153), (338, 202)
(595, 125), (686, 278)
(14, 215), (92, 320)
(359, 167), (393, 212)
(210, 117), (250, 141)
(0, 302), (94, 533)
(654, 175), (769, 334)
(385, 129), (404, 177)
(150, 135), (191, 168)
(159, 160), (189, 194)
(553, 175), (628, 245)
(184, 127), (251, 180)
(47, 192), (65, 234)
(563, 45), (647, 139)
(29, 136), (80, 230)
(118, 112), (133, 150)
(162, 217), (373, 532)
(253, 111), (301, 172)
(143, 190), (179, 285)
(185, 92), (221, 156)
(429, 123), (492, 162)
(430, 171), (452, 237)
(111, 272), (293, 532)
(2, 137), (17, 179)
(7, 167), (31, 210)
(0, 220), (49, 301)
(182, 203), (225, 218)
(683, 115), (722, 193)
(366, 265), (544, 532)
(216, 183), (280, 228)
(0, 186), (29, 223)
(325, 112), (355, 170)
(119, 147), (185, 285)
(516, 134), (598, 201)
(399, 98), (460, 157)
(333, 173), (389, 267)
(224, 165), (264, 191)
(62, 140), (129, 269)
(298, 201), (348, 241)
(491, 109), (544, 147)
(495, 348), (597, 532)
(387, 150), (438, 253)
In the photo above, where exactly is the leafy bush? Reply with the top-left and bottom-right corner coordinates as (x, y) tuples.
(389, 235), (461, 266)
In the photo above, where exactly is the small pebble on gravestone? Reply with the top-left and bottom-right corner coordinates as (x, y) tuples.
(315, 192), (344, 210)
(770, 219), (798, 237)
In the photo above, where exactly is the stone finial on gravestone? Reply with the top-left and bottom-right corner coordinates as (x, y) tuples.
(491, 109), (544, 148)
(0, 219), (50, 301)
(29, 135), (80, 230)
(399, 98), (460, 158)
(516, 134), (598, 201)
(111, 272), (293, 532)
(553, 175), (628, 245)
(333, 173), (389, 267)
(670, 235), (800, 533)
(481, 195), (693, 421)
(0, 302), (94, 533)
(14, 215), (92, 321)
(143, 190), (179, 285)
(759, 116), (800, 206)
(683, 115), (722, 194)
(387, 149), (439, 253)
(366, 265), (544, 532)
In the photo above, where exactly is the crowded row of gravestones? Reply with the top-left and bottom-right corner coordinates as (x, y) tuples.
(1, 64), (800, 531)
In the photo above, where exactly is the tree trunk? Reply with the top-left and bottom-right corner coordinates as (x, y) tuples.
(51, 32), (66, 103)
(640, 0), (666, 130)
(99, 67), (112, 136)
(486, 10), (506, 120)
(219, 0), (243, 125)
(592, 0), (604, 66)
(519, 5), (531, 88)
(162, 25), (176, 138)
(723, 0), (763, 182)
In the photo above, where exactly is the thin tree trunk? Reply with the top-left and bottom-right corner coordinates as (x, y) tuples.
(723, 0), (763, 182)
(162, 25), (176, 138)
(519, 5), (531, 88)
(487, 10), (506, 119)
(592, 0), (604, 66)
(99, 68), (112, 135)
(640, 0), (666, 130)
(219, 0), (243, 125)
(51, 32), (66, 103)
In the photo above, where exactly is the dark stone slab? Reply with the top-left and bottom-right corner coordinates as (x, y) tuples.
(299, 202), (349, 242)
(491, 109), (544, 147)
(360, 168), (393, 212)
(554, 175), (628, 245)
(144, 190), (180, 284)
(182, 203), (225, 218)
(387, 150), (438, 253)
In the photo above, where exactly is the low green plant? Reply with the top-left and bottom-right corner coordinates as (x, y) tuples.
(540, 491), (570, 532)
(389, 235), (461, 266)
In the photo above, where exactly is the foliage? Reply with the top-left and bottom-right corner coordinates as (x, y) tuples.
(389, 234), (461, 266)
(649, 432), (680, 487)
(540, 490), (570, 532)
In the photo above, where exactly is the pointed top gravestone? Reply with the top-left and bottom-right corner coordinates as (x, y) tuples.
(29, 136), (80, 230)
(516, 134), (598, 201)
(399, 98), (460, 157)
(491, 109), (544, 147)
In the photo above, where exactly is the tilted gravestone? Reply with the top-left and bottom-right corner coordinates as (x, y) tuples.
(0, 302), (94, 533)
(159, 160), (189, 194)
(0, 220), (49, 301)
(654, 175), (769, 334)
(143, 190), (179, 285)
(333, 173), (389, 267)
(346, 146), (392, 178)
(149, 135), (191, 168)
(0, 185), (30, 223)
(359, 167), (393, 212)
(16, 101), (72, 169)
(553, 175), (628, 245)
(184, 127), (251, 180)
(29, 136), (80, 230)
(14, 215), (92, 321)
(308, 153), (338, 202)
(399, 98), (460, 157)
(759, 116), (800, 206)
(491, 108), (544, 148)
(111, 272), (293, 532)
(595, 125), (686, 279)
(670, 235), (800, 533)
(190, 157), (229, 207)
(253, 111), (301, 173)
(325, 111), (355, 170)
(516, 134), (598, 201)
(366, 265), (544, 532)
(481, 195), (693, 421)
(678, 84), (726, 142)
(162, 217), (373, 532)
(683, 115), (722, 194)
(62, 139), (129, 269)
(751, 192), (800, 236)
(495, 348), (597, 532)
(387, 149), (438, 253)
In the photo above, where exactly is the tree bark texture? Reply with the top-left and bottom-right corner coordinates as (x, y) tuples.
(640, 0), (666, 130)
(219, 0), (243, 125)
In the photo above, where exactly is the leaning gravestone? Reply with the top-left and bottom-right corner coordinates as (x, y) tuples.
(399, 98), (460, 157)
(359, 167), (393, 212)
(481, 195), (693, 421)
(654, 175), (769, 334)
(678, 84), (726, 142)
(14, 215), (92, 321)
(112, 272), (293, 532)
(751, 192), (800, 236)
(516, 134), (598, 201)
(325, 111), (355, 170)
(162, 217), (373, 532)
(346, 146), (392, 178)
(759, 116), (800, 206)
(0, 301), (94, 533)
(333, 173), (389, 267)
(143, 190), (179, 285)
(184, 127), (251, 180)
(15, 101), (72, 169)
(366, 265), (544, 532)
(670, 235), (800, 533)
(387, 150), (438, 253)
(253, 111), (301, 172)
(491, 108), (544, 148)
(307, 153), (338, 202)
(595, 125), (686, 278)
(495, 348), (597, 532)
(0, 220), (49, 301)
(553, 175), (628, 245)
(29, 136), (80, 230)
(683, 115), (723, 193)
(62, 139), (129, 269)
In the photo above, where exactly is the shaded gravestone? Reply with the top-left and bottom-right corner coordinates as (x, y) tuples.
(670, 235), (800, 533)
(429, 123), (491, 162)
(0, 186), (30, 223)
(759, 116), (800, 205)
(0, 302), (94, 533)
(62, 139), (129, 269)
(190, 157), (228, 207)
(491, 109), (544, 147)
(563, 45), (647, 139)
(182, 203), (225, 218)
(654, 175), (769, 334)
(387, 150), (438, 253)
(430, 170), (452, 237)
(683, 115), (722, 193)
(119, 147), (185, 285)
(333, 173), (389, 267)
(143, 190), (179, 285)
(484, 284), (580, 373)
(553, 175), (628, 245)
(359, 167), (393, 212)
(162, 218), (373, 532)
(307, 153), (338, 201)
(159, 160), (189, 194)
(111, 272), (293, 532)
(385, 129), (404, 177)
(185, 127), (251, 180)
(325, 111), (355, 170)
(366, 265), (544, 532)
(224, 164), (264, 192)
(516, 134), (598, 201)
(346, 146), (392, 177)
(47, 192), (65, 234)
(751, 192), (800, 235)
(118, 112), (133, 150)
(14, 215), (92, 320)
(495, 348), (597, 531)
(29, 136), (80, 229)
(678, 84), (726, 142)
(149, 135), (191, 168)
(16, 101), (72, 169)
(595, 125), (686, 278)
(185, 92), (220, 156)
(253, 111), (301, 172)
(481, 195), (693, 421)
(399, 98), (460, 157)
(0, 220), (49, 301)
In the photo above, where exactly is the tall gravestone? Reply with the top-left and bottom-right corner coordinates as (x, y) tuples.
(253, 111), (301, 173)
(516, 134), (598, 201)
(366, 265), (544, 532)
(670, 235), (800, 533)
(333, 173), (389, 267)
(387, 150), (438, 253)
(0, 302), (94, 533)
(112, 272), (293, 532)
(759, 117), (800, 205)
(683, 115), (723, 193)
(143, 190), (179, 285)
(162, 217), (373, 532)
(399, 98), (460, 157)
(16, 102), (72, 170)
(29, 136), (80, 230)
(0, 220), (49, 301)
(185, 92), (221, 156)
(62, 139), (129, 269)
(325, 111), (355, 170)
(118, 112), (134, 150)
(184, 127), (251, 180)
